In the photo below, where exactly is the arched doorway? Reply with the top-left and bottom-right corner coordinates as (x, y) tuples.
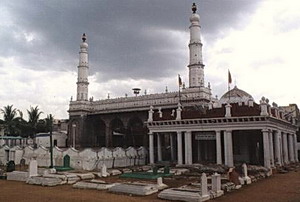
(93, 118), (106, 147)
(127, 117), (147, 147)
(110, 118), (125, 148)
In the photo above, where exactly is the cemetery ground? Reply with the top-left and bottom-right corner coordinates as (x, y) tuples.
(0, 165), (300, 202)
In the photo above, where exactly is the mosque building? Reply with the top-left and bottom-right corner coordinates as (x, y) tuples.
(68, 3), (299, 168)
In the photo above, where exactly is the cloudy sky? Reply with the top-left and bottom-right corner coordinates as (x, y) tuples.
(1, 0), (300, 119)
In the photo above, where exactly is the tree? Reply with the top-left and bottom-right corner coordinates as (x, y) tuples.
(27, 106), (43, 137)
(1, 105), (18, 135)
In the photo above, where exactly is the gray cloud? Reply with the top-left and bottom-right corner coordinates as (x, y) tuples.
(2, 0), (260, 81)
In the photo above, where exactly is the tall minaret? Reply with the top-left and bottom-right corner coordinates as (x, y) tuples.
(188, 3), (204, 88)
(76, 33), (89, 101)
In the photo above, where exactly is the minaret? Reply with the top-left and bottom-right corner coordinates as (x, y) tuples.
(188, 3), (204, 88)
(76, 33), (89, 101)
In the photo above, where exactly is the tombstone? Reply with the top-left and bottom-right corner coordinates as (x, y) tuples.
(20, 158), (26, 170)
(201, 173), (209, 200)
(63, 155), (71, 168)
(212, 173), (224, 197)
(164, 166), (170, 174)
(156, 177), (168, 190)
(29, 158), (38, 177)
(6, 160), (15, 172)
(152, 166), (158, 175)
(242, 163), (252, 184)
(101, 164), (109, 177)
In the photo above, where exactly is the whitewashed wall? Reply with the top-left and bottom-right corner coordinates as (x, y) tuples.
(0, 146), (148, 170)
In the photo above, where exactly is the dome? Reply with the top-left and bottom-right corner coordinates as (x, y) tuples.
(219, 86), (254, 104)
(80, 42), (88, 49)
(190, 13), (200, 22)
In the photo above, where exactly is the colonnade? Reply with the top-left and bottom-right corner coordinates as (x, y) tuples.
(148, 128), (298, 168)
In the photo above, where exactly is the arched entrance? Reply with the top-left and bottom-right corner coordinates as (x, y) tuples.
(127, 117), (147, 147)
(110, 118), (125, 148)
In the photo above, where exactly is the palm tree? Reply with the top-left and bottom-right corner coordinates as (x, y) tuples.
(1, 105), (18, 135)
(27, 106), (43, 137)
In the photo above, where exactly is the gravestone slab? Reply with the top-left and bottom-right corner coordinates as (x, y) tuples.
(73, 173), (95, 180)
(27, 176), (62, 186)
(158, 188), (210, 202)
(7, 171), (28, 182)
(109, 183), (158, 196)
(73, 181), (118, 190)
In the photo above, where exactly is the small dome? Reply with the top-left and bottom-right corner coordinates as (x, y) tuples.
(190, 13), (200, 22)
(220, 86), (254, 104)
(80, 42), (88, 49)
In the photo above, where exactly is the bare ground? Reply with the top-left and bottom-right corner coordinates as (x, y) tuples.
(0, 168), (300, 202)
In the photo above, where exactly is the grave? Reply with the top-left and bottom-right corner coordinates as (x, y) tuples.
(54, 155), (73, 171)
(120, 166), (172, 179)
(29, 158), (38, 177)
(211, 173), (224, 197)
(73, 180), (118, 190)
(26, 176), (62, 186)
(109, 183), (158, 196)
(158, 173), (210, 202)
(6, 160), (15, 172)
(7, 171), (28, 182)
(242, 163), (252, 184)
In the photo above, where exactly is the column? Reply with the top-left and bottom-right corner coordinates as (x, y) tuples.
(294, 134), (299, 162)
(185, 131), (192, 165)
(170, 133), (175, 161)
(279, 133), (284, 165)
(177, 131), (183, 165)
(269, 132), (275, 167)
(262, 129), (271, 168)
(157, 133), (162, 161)
(215, 130), (222, 164)
(282, 132), (289, 164)
(288, 134), (295, 162)
(274, 130), (282, 166)
(149, 133), (154, 164)
(224, 130), (233, 167)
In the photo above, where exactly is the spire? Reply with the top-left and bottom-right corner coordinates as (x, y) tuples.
(192, 2), (197, 13)
(188, 3), (205, 88)
(82, 33), (87, 42)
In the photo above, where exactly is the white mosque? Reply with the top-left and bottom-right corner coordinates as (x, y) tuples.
(68, 3), (299, 169)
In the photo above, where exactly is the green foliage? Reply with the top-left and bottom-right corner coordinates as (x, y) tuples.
(0, 105), (52, 137)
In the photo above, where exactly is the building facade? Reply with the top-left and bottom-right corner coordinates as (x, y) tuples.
(68, 4), (299, 168)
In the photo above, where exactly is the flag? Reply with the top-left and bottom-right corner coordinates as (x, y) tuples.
(228, 70), (232, 84)
(178, 74), (182, 87)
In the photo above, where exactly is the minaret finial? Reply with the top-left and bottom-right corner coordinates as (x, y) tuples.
(82, 33), (87, 42)
(192, 3), (197, 13)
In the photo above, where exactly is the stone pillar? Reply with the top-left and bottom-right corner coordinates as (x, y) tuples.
(225, 103), (232, 118)
(274, 130), (282, 166)
(294, 134), (299, 162)
(177, 131), (183, 165)
(29, 157), (38, 177)
(262, 129), (271, 168)
(269, 132), (275, 167)
(215, 130), (222, 164)
(157, 133), (162, 162)
(149, 133), (154, 164)
(282, 132), (289, 164)
(224, 130), (233, 167)
(170, 133), (175, 161)
(288, 134), (295, 162)
(201, 173), (209, 200)
(184, 131), (192, 165)
(212, 173), (223, 196)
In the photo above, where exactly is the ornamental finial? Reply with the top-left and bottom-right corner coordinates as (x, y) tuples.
(192, 3), (197, 13)
(82, 33), (87, 42)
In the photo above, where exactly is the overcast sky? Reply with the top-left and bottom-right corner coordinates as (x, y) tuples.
(1, 0), (300, 119)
